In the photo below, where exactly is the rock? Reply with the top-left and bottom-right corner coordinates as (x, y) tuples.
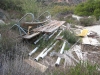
(0, 20), (5, 25)
(87, 31), (98, 38)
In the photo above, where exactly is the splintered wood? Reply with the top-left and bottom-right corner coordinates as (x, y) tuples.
(45, 21), (65, 33)
(33, 20), (65, 33)
(24, 59), (48, 73)
(33, 20), (58, 32)
(23, 32), (40, 39)
(22, 20), (65, 39)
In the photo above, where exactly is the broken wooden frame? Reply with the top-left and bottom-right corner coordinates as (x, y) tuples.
(23, 20), (65, 39)
(10, 11), (52, 39)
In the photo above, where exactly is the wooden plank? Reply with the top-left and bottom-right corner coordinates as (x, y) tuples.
(33, 20), (58, 32)
(33, 20), (56, 31)
(44, 21), (65, 33)
(23, 32), (40, 39)
(37, 21), (58, 32)
(33, 20), (65, 33)
(24, 59), (48, 73)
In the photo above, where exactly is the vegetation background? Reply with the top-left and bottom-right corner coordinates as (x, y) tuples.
(0, 0), (100, 75)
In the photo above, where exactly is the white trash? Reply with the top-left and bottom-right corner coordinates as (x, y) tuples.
(0, 20), (5, 25)
(72, 14), (83, 21)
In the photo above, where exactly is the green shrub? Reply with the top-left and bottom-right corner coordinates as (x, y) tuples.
(0, 0), (50, 18)
(21, 0), (38, 14)
(64, 15), (79, 24)
(94, 9), (100, 20)
(50, 62), (99, 75)
(75, 0), (100, 20)
(50, 5), (74, 16)
(0, 0), (22, 11)
(69, 62), (99, 75)
(80, 17), (96, 26)
(62, 30), (79, 44)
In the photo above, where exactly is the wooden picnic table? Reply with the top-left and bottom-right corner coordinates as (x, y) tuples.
(22, 20), (65, 39)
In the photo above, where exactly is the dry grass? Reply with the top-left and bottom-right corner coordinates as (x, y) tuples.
(0, 25), (100, 75)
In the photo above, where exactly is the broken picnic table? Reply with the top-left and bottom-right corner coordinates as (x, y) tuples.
(23, 20), (65, 39)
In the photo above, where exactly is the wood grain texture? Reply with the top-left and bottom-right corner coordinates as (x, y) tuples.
(33, 20), (65, 33)
(24, 59), (48, 73)
(23, 32), (40, 39)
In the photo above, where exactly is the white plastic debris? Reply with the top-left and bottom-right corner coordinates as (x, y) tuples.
(89, 38), (99, 46)
(34, 34), (46, 44)
(65, 50), (79, 63)
(40, 41), (58, 59)
(0, 20), (5, 25)
(72, 14), (83, 21)
(55, 41), (66, 66)
(34, 48), (48, 61)
(82, 36), (99, 46)
(82, 36), (91, 44)
(72, 45), (88, 62)
(29, 46), (40, 56)
(85, 25), (100, 36)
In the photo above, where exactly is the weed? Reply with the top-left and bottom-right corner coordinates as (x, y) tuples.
(80, 17), (96, 26)
(64, 15), (80, 24)
(50, 5), (74, 16)
(69, 62), (99, 75)
(0, 1), (99, 75)
(62, 30), (79, 44)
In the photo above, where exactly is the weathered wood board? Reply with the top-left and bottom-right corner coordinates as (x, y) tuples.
(33, 20), (65, 33)
(24, 59), (48, 73)
(23, 32), (40, 39)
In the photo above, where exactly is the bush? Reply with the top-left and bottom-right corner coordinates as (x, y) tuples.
(50, 5), (74, 16)
(79, 17), (96, 26)
(0, 0), (22, 11)
(50, 62), (99, 75)
(62, 30), (79, 44)
(69, 62), (99, 75)
(94, 9), (100, 20)
(0, 0), (50, 19)
(75, 0), (100, 20)
(64, 15), (79, 24)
